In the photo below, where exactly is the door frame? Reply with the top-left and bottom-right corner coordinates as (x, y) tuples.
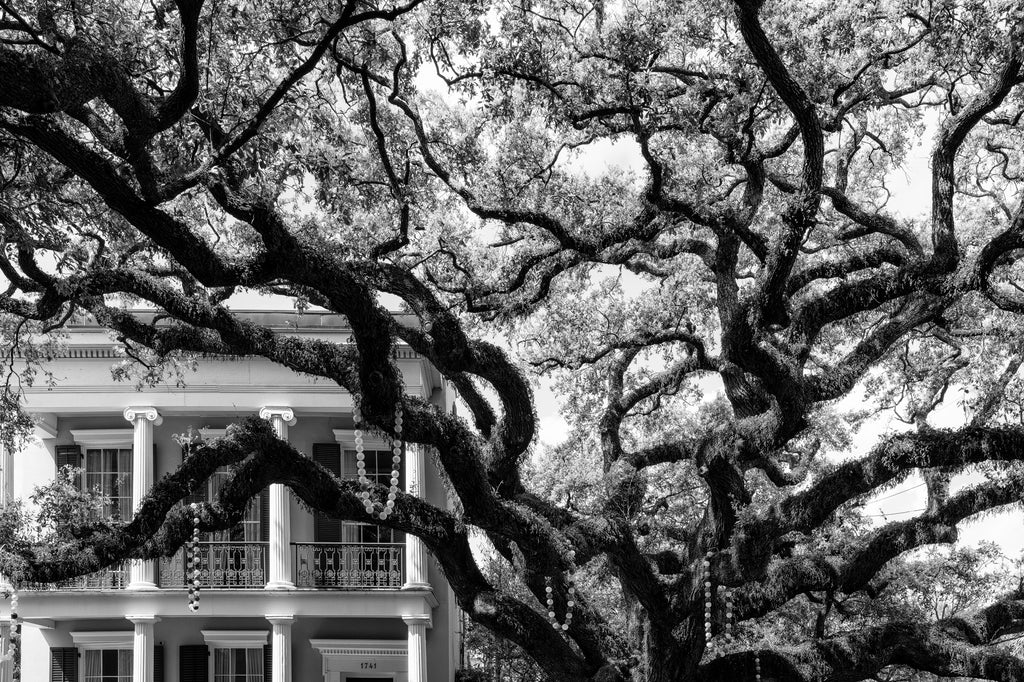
(312, 639), (408, 682)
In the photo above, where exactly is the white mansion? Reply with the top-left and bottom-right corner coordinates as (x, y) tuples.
(1, 311), (462, 682)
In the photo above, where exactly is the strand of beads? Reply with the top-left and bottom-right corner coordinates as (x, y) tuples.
(703, 551), (713, 652)
(717, 585), (734, 645)
(385, 403), (402, 520)
(545, 550), (578, 633)
(187, 503), (201, 611)
(355, 402), (403, 521)
(6, 590), (17, 662)
(543, 576), (577, 632)
(754, 652), (761, 681)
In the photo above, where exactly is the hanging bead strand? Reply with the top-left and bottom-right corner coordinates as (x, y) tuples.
(543, 577), (577, 632)
(725, 587), (733, 644)
(187, 503), (201, 611)
(754, 652), (761, 681)
(354, 401), (373, 516)
(717, 585), (734, 646)
(544, 577), (557, 629)
(544, 550), (578, 633)
(7, 589), (17, 662)
(564, 575), (576, 630)
(382, 403), (402, 521)
(355, 401), (403, 520)
(703, 551), (713, 653)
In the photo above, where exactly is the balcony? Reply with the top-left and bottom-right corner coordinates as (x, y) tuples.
(24, 563), (129, 591)
(23, 542), (405, 591)
(159, 541), (268, 589)
(294, 542), (404, 589)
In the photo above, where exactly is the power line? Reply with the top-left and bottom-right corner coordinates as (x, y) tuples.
(872, 481), (929, 501)
(863, 508), (926, 518)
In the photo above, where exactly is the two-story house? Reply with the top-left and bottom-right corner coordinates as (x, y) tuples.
(1, 311), (462, 682)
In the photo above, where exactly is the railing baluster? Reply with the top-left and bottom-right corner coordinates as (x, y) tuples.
(157, 542), (268, 589)
(26, 542), (404, 590)
(24, 563), (129, 591)
(291, 542), (404, 589)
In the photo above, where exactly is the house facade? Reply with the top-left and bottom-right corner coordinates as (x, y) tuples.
(1, 311), (462, 682)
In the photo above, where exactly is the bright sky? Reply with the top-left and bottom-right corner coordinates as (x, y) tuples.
(521, 122), (1024, 561)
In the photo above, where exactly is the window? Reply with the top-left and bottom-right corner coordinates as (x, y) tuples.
(341, 448), (403, 545)
(66, 430), (135, 523)
(201, 631), (267, 682)
(84, 448), (133, 521)
(213, 648), (262, 682)
(193, 467), (261, 543)
(82, 649), (132, 682)
(185, 432), (262, 542)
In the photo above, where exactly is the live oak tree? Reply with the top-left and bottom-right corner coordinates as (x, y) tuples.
(2, 0), (1024, 680)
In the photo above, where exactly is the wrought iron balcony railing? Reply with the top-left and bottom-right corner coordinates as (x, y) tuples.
(293, 542), (404, 589)
(159, 541), (268, 589)
(23, 564), (129, 591)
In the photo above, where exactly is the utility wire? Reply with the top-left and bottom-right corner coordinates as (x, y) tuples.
(863, 507), (926, 518)
(871, 482), (927, 503)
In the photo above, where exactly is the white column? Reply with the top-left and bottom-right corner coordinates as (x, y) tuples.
(403, 615), (430, 682)
(403, 444), (430, 590)
(126, 615), (159, 682)
(265, 615), (293, 682)
(0, 444), (11, 593)
(0, 442), (12, 507)
(259, 407), (296, 590)
(124, 407), (162, 591)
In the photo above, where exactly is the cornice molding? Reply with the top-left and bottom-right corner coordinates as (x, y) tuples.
(309, 639), (406, 657)
(201, 630), (269, 648)
(70, 631), (133, 649)
(33, 346), (419, 361)
(334, 429), (390, 450)
(69, 429), (134, 447)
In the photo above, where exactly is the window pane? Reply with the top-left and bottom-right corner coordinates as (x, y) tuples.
(101, 648), (117, 674)
(213, 647), (263, 682)
(205, 468), (260, 542)
(342, 449), (403, 544)
(215, 648), (230, 675)
(84, 650), (101, 679)
(82, 448), (132, 521)
(118, 449), (132, 473)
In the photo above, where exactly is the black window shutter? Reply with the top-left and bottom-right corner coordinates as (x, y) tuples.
(49, 647), (77, 682)
(178, 645), (208, 682)
(312, 443), (342, 543)
(259, 487), (270, 542)
(154, 644), (164, 682)
(263, 642), (272, 682)
(55, 445), (82, 487)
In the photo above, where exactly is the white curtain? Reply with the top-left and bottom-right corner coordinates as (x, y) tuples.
(214, 648), (230, 679)
(246, 648), (263, 679)
(342, 451), (362, 543)
(83, 650), (102, 681)
(117, 650), (132, 680)
(213, 648), (263, 681)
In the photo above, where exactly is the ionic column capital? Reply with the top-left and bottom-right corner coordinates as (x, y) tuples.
(259, 407), (297, 426)
(123, 407), (162, 426)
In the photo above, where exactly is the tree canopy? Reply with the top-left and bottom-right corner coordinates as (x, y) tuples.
(2, 0), (1024, 680)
